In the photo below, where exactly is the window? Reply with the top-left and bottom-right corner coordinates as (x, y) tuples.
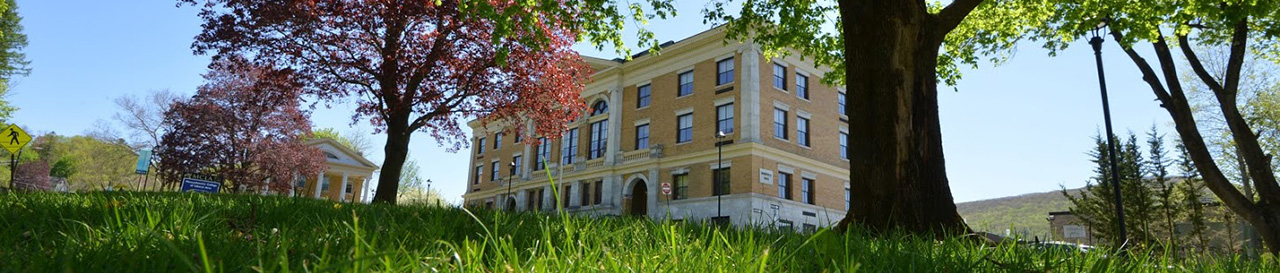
(840, 132), (848, 160)
(594, 180), (603, 205)
(477, 137), (486, 154)
(561, 129), (579, 164)
(535, 138), (548, 170)
(345, 183), (353, 193)
(803, 224), (817, 233)
(773, 63), (787, 90)
(581, 182), (592, 206)
(563, 185), (571, 208)
(589, 120), (607, 159)
(511, 155), (522, 176)
(494, 133), (503, 149)
(797, 117), (810, 147)
(677, 113), (693, 143)
(485, 201), (493, 209)
(474, 166), (482, 184)
(845, 187), (851, 211)
(802, 178), (815, 204)
(637, 84), (651, 108)
(491, 161), (500, 181)
(635, 124), (650, 150)
(716, 57), (734, 85)
(673, 173), (689, 200)
(778, 172), (792, 200)
(796, 73), (809, 100)
(514, 133), (522, 143)
(716, 103), (734, 134)
(320, 176), (330, 191)
(839, 91), (846, 115)
(714, 167), (730, 196)
(678, 71), (694, 96)
(536, 188), (545, 210)
(773, 108), (788, 140)
(591, 100), (609, 116)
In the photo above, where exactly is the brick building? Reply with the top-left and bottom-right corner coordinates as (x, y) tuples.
(462, 27), (850, 230)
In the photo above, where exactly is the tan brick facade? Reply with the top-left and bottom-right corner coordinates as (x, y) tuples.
(462, 28), (850, 229)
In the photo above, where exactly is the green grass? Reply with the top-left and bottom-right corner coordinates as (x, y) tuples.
(1, 192), (1275, 272)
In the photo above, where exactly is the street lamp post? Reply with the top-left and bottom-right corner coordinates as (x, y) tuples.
(1088, 18), (1128, 248)
(715, 131), (727, 222)
(507, 162), (516, 211)
(426, 179), (435, 206)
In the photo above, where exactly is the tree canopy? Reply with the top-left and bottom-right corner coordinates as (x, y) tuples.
(157, 57), (326, 192)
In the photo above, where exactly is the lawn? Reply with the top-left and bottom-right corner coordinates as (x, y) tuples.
(1, 191), (1274, 272)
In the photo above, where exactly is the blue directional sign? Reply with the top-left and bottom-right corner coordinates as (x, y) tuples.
(135, 149), (152, 174)
(180, 178), (221, 194)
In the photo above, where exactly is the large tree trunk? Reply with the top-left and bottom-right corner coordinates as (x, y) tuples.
(372, 114), (412, 204)
(834, 0), (972, 237)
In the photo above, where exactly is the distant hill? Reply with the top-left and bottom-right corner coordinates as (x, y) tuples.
(956, 188), (1083, 238)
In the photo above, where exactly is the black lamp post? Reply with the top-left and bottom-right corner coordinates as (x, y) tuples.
(1089, 18), (1128, 248)
(715, 131), (727, 221)
(426, 179), (435, 206)
(507, 162), (516, 211)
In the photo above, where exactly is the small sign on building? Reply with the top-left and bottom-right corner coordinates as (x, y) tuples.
(759, 168), (773, 185)
(1063, 225), (1087, 238)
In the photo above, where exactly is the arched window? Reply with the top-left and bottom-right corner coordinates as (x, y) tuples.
(324, 152), (339, 160)
(590, 100), (608, 116)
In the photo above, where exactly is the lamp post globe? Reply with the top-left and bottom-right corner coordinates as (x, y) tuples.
(507, 162), (516, 211)
(715, 131), (727, 221)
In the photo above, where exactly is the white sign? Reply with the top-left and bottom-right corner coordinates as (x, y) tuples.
(759, 168), (773, 185)
(661, 182), (672, 195)
(1063, 225), (1087, 238)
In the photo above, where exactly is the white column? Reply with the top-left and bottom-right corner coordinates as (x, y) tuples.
(648, 168), (661, 218)
(605, 88), (622, 165)
(740, 41), (763, 143)
(314, 172), (324, 199)
(339, 172), (350, 202)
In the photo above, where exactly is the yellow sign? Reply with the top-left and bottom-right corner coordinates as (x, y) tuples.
(2, 124), (31, 154)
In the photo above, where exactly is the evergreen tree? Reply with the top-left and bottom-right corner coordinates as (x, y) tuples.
(1177, 141), (1211, 253)
(1146, 126), (1178, 250)
(1064, 134), (1125, 246)
(1120, 133), (1156, 245)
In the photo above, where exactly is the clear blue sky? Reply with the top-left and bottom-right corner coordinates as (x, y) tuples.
(9, 1), (1173, 203)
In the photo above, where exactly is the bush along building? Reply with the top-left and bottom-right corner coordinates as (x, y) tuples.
(462, 27), (851, 231)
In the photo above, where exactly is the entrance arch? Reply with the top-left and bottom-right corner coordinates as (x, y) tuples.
(506, 197), (517, 211)
(629, 180), (648, 216)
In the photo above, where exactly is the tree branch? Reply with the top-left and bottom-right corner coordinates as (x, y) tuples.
(1107, 28), (1257, 220)
(934, 0), (984, 37)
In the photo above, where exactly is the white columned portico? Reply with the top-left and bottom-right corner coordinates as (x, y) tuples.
(314, 172), (324, 199)
(339, 172), (350, 202)
(740, 41), (763, 144)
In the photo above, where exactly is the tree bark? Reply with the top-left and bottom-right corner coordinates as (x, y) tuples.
(834, 0), (973, 237)
(372, 114), (411, 204)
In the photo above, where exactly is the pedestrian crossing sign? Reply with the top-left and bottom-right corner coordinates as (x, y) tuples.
(2, 124), (31, 154)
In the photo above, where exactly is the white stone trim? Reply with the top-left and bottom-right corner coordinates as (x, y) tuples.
(710, 161), (732, 170)
(839, 126), (848, 134)
(801, 171), (818, 180)
(717, 52), (735, 62)
(714, 96), (735, 107)
(672, 167), (691, 175)
(796, 110), (812, 119)
(675, 107), (694, 116)
(636, 80), (652, 87)
(777, 165), (795, 174)
(772, 101), (791, 111)
(634, 118), (651, 126)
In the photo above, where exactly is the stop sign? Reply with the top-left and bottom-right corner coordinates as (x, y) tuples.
(661, 182), (672, 195)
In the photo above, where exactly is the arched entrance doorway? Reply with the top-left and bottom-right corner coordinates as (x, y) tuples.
(506, 197), (517, 211)
(630, 180), (648, 216)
